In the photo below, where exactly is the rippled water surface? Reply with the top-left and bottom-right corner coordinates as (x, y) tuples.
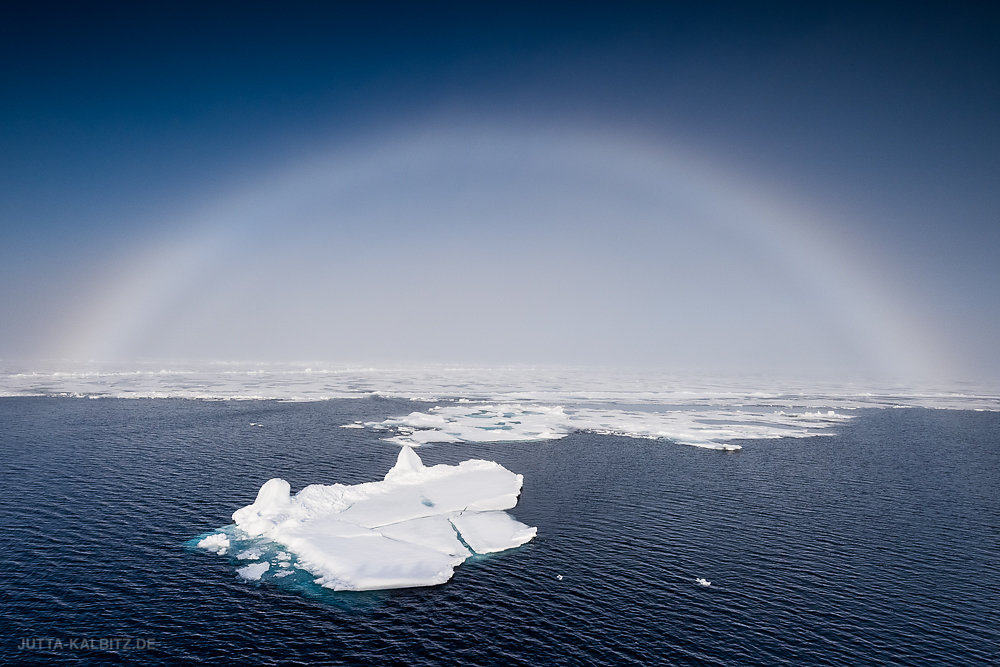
(2, 397), (998, 665)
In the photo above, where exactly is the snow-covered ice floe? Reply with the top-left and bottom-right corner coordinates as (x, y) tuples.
(367, 403), (856, 451)
(196, 532), (230, 554)
(237, 562), (269, 581)
(196, 447), (535, 591)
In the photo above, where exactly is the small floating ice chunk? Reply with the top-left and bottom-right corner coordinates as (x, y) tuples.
(273, 569), (293, 578)
(237, 562), (270, 581)
(197, 533), (230, 554)
(236, 548), (263, 560)
(696, 578), (711, 587)
(340, 422), (365, 429)
(556, 574), (563, 581)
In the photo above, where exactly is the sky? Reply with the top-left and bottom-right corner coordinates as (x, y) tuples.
(1, 1), (998, 383)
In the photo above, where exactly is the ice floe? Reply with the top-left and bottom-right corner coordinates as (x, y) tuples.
(196, 533), (230, 554)
(237, 562), (269, 581)
(366, 403), (856, 450)
(198, 446), (535, 591)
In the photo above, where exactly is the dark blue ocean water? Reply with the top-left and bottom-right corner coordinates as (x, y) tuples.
(1, 397), (998, 665)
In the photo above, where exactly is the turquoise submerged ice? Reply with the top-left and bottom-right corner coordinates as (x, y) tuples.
(200, 447), (536, 591)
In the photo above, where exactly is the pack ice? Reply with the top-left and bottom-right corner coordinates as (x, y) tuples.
(207, 447), (536, 591)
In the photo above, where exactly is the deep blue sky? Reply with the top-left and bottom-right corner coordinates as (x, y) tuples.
(1, 1), (998, 381)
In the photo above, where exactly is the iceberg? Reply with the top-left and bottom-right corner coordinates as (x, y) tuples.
(204, 447), (536, 591)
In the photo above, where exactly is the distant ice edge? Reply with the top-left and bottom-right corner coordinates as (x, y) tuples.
(7, 365), (999, 413)
(197, 447), (536, 592)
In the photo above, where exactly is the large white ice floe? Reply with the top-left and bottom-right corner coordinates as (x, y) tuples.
(368, 403), (857, 451)
(202, 447), (536, 591)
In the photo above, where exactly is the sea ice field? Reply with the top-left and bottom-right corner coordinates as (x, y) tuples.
(1, 364), (998, 664)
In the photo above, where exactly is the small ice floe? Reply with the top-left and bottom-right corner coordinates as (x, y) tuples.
(236, 548), (263, 561)
(197, 533), (230, 555)
(556, 574), (563, 581)
(249, 422), (263, 427)
(273, 569), (294, 578)
(237, 562), (269, 581)
(340, 422), (365, 429)
(695, 578), (711, 587)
